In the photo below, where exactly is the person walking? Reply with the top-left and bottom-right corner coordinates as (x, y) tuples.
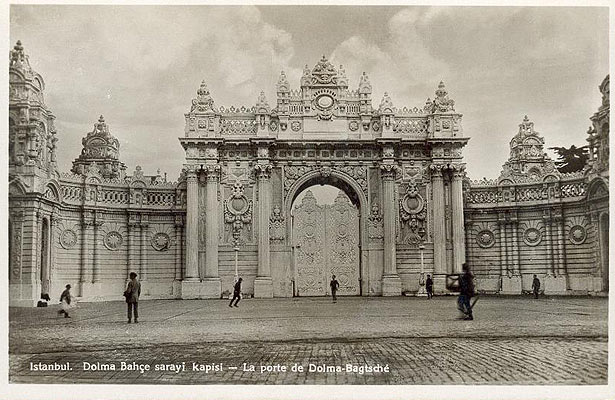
(125, 272), (141, 323)
(532, 274), (541, 299)
(457, 264), (475, 320)
(58, 284), (72, 318)
(330, 275), (340, 303)
(229, 277), (242, 308)
(426, 274), (434, 299)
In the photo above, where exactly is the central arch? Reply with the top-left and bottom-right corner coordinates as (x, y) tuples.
(285, 170), (368, 297)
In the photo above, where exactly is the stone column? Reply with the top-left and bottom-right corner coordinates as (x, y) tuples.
(174, 215), (183, 281)
(79, 215), (90, 297)
(557, 218), (566, 277)
(92, 214), (99, 283)
(450, 166), (466, 274)
(431, 165), (447, 292)
(48, 214), (58, 297)
(184, 168), (199, 281)
(202, 164), (221, 297)
(254, 163), (273, 298)
(140, 215), (148, 282)
(511, 221), (519, 274)
(544, 217), (554, 275)
(126, 215), (134, 280)
(501, 218), (522, 294)
(381, 163), (401, 295)
(498, 219), (506, 292)
(544, 211), (567, 294)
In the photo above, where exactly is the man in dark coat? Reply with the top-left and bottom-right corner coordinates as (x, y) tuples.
(426, 274), (434, 299)
(457, 264), (475, 320)
(330, 275), (340, 303)
(125, 272), (141, 323)
(532, 274), (541, 299)
(58, 284), (72, 318)
(229, 277), (242, 308)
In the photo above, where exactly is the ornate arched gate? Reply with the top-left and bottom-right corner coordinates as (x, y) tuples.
(292, 190), (360, 296)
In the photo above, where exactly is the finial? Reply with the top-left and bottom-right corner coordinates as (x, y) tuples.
(14, 40), (23, 51)
(98, 115), (105, 123)
(435, 81), (447, 97)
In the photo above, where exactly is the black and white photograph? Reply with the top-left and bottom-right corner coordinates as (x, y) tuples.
(3, 2), (612, 399)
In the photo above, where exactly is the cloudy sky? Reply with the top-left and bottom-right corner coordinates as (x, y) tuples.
(9, 5), (609, 182)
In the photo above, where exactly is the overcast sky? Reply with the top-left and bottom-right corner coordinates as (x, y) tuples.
(9, 5), (609, 182)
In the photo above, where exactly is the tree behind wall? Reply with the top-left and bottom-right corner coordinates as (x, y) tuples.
(549, 145), (589, 173)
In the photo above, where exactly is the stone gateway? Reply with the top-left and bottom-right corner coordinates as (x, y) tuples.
(8, 43), (609, 305)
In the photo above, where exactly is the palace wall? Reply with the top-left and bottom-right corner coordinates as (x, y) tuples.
(8, 42), (608, 306)
(464, 176), (608, 295)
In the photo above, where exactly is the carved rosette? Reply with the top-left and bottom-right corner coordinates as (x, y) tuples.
(521, 220), (544, 247)
(60, 229), (78, 249)
(103, 231), (123, 251)
(476, 230), (496, 248)
(150, 226), (174, 251)
(567, 216), (588, 245)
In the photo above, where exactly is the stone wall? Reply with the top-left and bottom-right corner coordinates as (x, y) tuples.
(465, 176), (608, 295)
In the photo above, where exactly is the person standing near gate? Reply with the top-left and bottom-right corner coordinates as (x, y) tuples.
(330, 275), (340, 303)
(58, 284), (72, 318)
(426, 274), (434, 299)
(532, 274), (541, 299)
(125, 272), (141, 323)
(454, 263), (475, 320)
(229, 277), (242, 308)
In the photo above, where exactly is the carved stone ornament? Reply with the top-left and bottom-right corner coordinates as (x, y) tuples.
(151, 232), (171, 251)
(269, 121), (278, 132)
(568, 225), (587, 245)
(476, 230), (495, 248)
(399, 183), (427, 244)
(60, 229), (78, 249)
(523, 228), (542, 247)
(367, 202), (384, 242)
(291, 121), (302, 132)
(224, 182), (253, 241)
(348, 120), (359, 131)
(103, 231), (123, 251)
(269, 205), (286, 242)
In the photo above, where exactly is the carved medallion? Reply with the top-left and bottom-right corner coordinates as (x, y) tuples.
(523, 228), (542, 246)
(348, 120), (359, 131)
(151, 232), (171, 251)
(476, 230), (495, 248)
(569, 225), (587, 245)
(291, 121), (302, 132)
(60, 229), (78, 249)
(103, 231), (123, 251)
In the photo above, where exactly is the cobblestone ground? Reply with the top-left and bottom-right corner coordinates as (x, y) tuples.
(9, 296), (608, 384)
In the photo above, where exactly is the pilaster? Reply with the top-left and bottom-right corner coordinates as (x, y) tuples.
(380, 156), (401, 296)
(431, 164), (447, 292)
(184, 166), (199, 281)
(254, 160), (273, 298)
(450, 165), (466, 274)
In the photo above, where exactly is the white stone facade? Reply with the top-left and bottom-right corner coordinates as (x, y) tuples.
(8, 44), (609, 306)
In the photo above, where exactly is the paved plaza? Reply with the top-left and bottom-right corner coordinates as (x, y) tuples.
(9, 296), (608, 385)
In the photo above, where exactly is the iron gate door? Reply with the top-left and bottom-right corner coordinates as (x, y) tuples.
(293, 190), (360, 296)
